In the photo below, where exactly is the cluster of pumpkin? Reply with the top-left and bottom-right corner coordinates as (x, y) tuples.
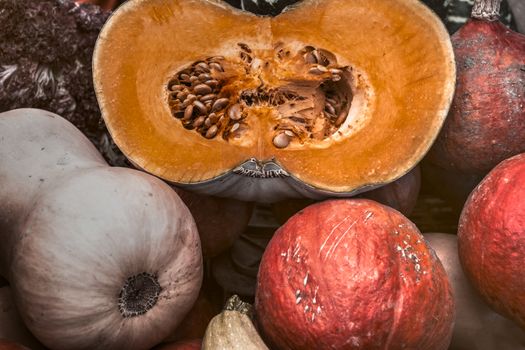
(1, 0), (524, 349)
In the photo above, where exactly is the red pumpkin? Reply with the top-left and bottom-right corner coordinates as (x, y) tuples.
(458, 153), (525, 330)
(164, 290), (220, 343)
(428, 0), (525, 174)
(271, 165), (421, 225)
(358, 165), (421, 217)
(173, 188), (253, 258)
(255, 199), (454, 349)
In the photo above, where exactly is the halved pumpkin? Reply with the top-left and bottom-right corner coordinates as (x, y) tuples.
(93, 0), (455, 202)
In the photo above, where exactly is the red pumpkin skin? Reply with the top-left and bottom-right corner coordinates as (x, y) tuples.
(255, 199), (455, 350)
(173, 188), (254, 258)
(458, 153), (525, 330)
(428, 19), (525, 174)
(152, 339), (201, 350)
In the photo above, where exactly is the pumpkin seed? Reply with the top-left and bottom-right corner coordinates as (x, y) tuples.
(304, 51), (317, 64)
(211, 98), (229, 112)
(325, 103), (336, 115)
(205, 125), (218, 139)
(176, 91), (188, 101)
(335, 112), (346, 127)
(200, 93), (216, 102)
(273, 132), (290, 148)
(228, 104), (242, 121)
(196, 62), (210, 71)
(194, 84), (212, 95)
(169, 84), (184, 92)
(183, 105), (194, 121)
(193, 100), (207, 114)
(193, 116), (206, 128)
(198, 73), (212, 81)
(208, 113), (218, 123)
(209, 62), (224, 72)
(238, 43), (252, 53)
(231, 123), (240, 133)
(205, 79), (219, 88)
(308, 65), (328, 75)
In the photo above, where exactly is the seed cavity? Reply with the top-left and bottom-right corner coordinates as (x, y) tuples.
(167, 44), (353, 147)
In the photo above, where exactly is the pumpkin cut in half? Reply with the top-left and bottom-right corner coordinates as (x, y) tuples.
(94, 0), (455, 202)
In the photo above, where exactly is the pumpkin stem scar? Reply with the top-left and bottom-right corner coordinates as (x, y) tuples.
(118, 272), (161, 318)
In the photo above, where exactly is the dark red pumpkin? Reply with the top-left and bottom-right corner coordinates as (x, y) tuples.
(164, 290), (220, 343)
(358, 165), (421, 217)
(255, 199), (454, 349)
(173, 188), (253, 258)
(272, 165), (421, 225)
(458, 152), (525, 330)
(428, 0), (525, 174)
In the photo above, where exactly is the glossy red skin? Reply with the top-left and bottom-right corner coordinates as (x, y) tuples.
(152, 339), (201, 350)
(428, 20), (525, 174)
(458, 153), (525, 330)
(255, 199), (454, 349)
(173, 188), (254, 258)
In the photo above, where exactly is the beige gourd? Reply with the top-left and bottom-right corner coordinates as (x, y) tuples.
(202, 295), (268, 350)
(0, 109), (203, 350)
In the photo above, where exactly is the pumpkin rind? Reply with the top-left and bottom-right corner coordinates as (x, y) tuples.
(93, 0), (455, 201)
(428, 19), (525, 174)
(457, 153), (525, 330)
(255, 199), (455, 349)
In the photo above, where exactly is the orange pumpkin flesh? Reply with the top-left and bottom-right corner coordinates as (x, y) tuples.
(94, 0), (454, 198)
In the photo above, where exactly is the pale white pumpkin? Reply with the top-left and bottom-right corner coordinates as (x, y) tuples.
(0, 109), (203, 350)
